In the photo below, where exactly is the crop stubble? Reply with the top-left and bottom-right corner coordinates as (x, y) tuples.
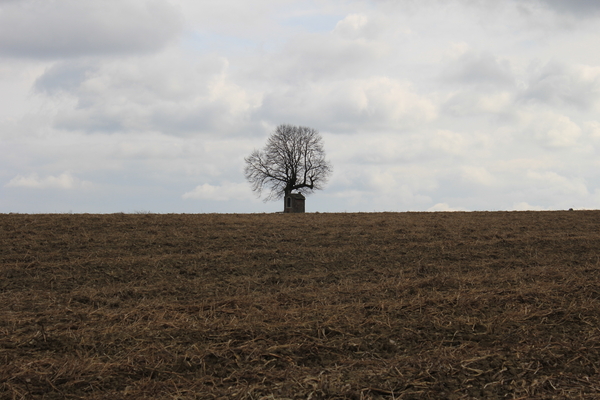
(1, 211), (600, 399)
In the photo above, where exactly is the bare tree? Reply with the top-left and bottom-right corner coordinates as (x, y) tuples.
(244, 124), (332, 206)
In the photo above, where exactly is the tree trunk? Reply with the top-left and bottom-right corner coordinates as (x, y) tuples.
(283, 191), (289, 212)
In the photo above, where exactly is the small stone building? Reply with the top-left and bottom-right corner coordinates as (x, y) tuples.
(284, 193), (305, 213)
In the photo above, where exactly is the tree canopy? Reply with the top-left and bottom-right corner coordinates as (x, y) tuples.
(244, 124), (332, 201)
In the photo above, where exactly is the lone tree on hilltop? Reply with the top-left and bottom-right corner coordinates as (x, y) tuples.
(244, 124), (332, 210)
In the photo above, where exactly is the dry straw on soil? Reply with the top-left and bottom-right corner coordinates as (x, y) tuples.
(1, 211), (600, 399)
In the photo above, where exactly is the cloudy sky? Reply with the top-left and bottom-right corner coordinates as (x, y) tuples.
(2, 0), (600, 213)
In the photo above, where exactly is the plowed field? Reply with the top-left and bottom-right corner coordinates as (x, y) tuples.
(1, 211), (600, 399)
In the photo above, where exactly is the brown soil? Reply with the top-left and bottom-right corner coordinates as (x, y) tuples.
(1, 211), (600, 399)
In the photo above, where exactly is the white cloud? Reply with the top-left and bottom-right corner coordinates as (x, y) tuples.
(260, 77), (436, 132)
(431, 130), (469, 156)
(328, 162), (438, 209)
(261, 31), (390, 83)
(329, 132), (428, 165)
(526, 170), (588, 196)
(584, 121), (600, 139)
(333, 13), (388, 41)
(182, 182), (255, 202)
(5, 172), (90, 189)
(427, 203), (468, 212)
(443, 90), (514, 117)
(524, 111), (582, 148)
(460, 166), (495, 186)
(511, 202), (548, 211)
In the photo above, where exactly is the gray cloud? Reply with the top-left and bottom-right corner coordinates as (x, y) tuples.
(520, 61), (600, 110)
(456, 0), (600, 18)
(32, 52), (262, 136)
(439, 50), (517, 118)
(441, 51), (515, 88)
(536, 0), (600, 16)
(0, 0), (183, 58)
(34, 61), (97, 94)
